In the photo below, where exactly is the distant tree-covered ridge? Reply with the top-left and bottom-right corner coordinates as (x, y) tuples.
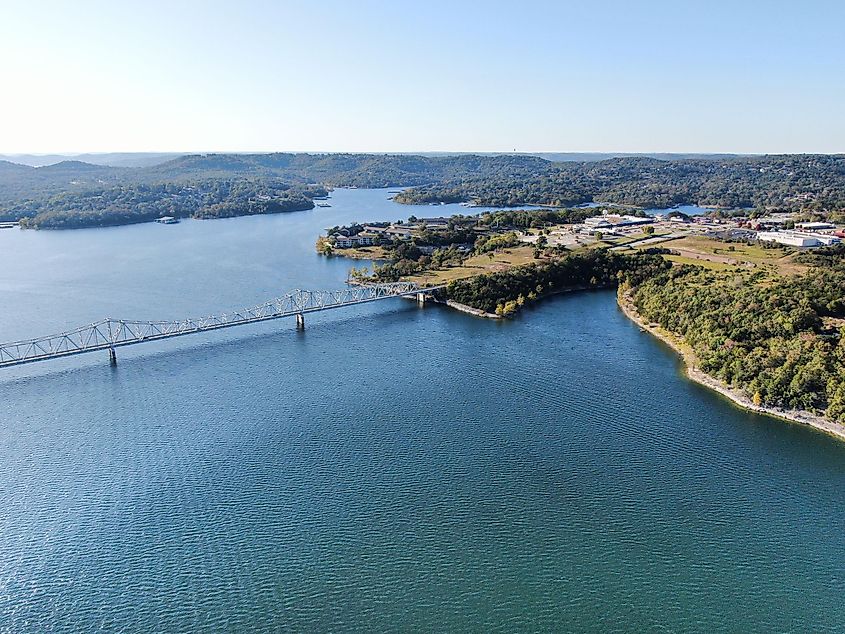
(0, 153), (549, 228)
(15, 179), (326, 229)
(3, 153), (845, 228)
(0, 153), (549, 204)
(396, 155), (845, 212)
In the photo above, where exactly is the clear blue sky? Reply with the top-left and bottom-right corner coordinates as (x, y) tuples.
(1, 0), (843, 153)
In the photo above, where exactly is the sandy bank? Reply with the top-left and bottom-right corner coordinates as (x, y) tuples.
(617, 291), (845, 443)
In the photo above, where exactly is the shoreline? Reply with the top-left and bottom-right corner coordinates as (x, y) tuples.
(617, 291), (845, 442)
(442, 299), (501, 319)
(399, 293), (501, 318)
(438, 285), (609, 320)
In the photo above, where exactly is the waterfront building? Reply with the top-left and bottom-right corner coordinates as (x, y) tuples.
(331, 232), (382, 248)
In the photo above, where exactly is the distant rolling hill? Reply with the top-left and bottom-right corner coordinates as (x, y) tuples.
(0, 153), (181, 168)
(0, 160), (124, 203)
(0, 152), (843, 229)
(138, 152), (553, 186)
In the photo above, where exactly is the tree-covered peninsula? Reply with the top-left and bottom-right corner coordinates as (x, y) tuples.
(443, 250), (670, 315)
(440, 245), (845, 424)
(629, 246), (845, 422)
(14, 179), (325, 229)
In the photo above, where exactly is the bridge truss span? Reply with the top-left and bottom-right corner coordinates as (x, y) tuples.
(0, 282), (440, 368)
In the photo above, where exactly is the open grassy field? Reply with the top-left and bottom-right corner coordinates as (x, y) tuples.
(609, 229), (674, 246)
(663, 254), (734, 271)
(409, 245), (538, 285)
(636, 235), (808, 275)
(328, 245), (390, 260)
(335, 233), (811, 289)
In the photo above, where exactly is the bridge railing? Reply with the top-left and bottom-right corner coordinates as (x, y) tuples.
(0, 282), (438, 368)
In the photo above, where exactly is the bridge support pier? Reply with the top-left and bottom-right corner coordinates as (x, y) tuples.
(108, 347), (117, 366)
(296, 313), (305, 330)
(416, 292), (428, 305)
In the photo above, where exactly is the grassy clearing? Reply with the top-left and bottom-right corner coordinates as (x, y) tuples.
(640, 235), (808, 275)
(611, 230), (673, 246)
(663, 254), (734, 271)
(409, 245), (539, 285)
(328, 245), (390, 260)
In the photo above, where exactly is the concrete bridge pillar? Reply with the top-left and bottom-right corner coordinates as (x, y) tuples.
(416, 292), (428, 305)
(296, 313), (305, 330)
(108, 347), (117, 366)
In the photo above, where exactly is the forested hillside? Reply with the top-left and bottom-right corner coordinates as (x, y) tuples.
(631, 246), (845, 422)
(139, 153), (551, 187)
(0, 160), (125, 203)
(444, 250), (670, 315)
(3, 153), (845, 228)
(396, 155), (845, 212)
(0, 153), (550, 228)
(15, 179), (325, 229)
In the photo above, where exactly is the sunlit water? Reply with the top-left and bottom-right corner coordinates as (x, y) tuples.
(0, 190), (843, 632)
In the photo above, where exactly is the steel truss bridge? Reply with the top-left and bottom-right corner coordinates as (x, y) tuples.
(0, 282), (440, 368)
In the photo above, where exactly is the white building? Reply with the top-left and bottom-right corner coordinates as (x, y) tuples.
(617, 215), (654, 227)
(757, 231), (841, 248)
(584, 214), (653, 229)
(332, 234), (377, 248)
(806, 232), (842, 246)
(796, 222), (836, 231)
(757, 231), (819, 247)
(583, 217), (612, 229)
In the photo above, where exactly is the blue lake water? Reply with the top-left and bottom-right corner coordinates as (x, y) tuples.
(644, 204), (714, 216)
(582, 202), (717, 216)
(1, 189), (843, 632)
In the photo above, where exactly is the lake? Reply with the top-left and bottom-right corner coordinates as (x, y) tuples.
(1, 189), (843, 632)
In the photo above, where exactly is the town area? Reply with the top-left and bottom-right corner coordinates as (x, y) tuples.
(316, 207), (845, 284)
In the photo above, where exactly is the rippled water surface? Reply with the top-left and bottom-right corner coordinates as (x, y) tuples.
(1, 190), (844, 632)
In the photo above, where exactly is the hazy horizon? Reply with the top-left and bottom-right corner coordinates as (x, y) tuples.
(0, 150), (770, 169)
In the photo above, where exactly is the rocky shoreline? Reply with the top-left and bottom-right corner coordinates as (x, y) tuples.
(617, 291), (845, 443)
(442, 299), (501, 319)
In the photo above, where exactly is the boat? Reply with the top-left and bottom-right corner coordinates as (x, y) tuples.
(155, 216), (179, 224)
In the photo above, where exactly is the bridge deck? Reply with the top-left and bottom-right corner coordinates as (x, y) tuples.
(0, 282), (441, 368)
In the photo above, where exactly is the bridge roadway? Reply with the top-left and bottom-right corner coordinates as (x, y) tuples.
(0, 282), (442, 368)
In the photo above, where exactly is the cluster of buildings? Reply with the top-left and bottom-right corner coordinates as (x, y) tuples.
(751, 220), (841, 248)
(331, 233), (379, 248)
(579, 214), (653, 235)
(327, 208), (844, 252)
(328, 217), (454, 249)
(757, 230), (841, 248)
